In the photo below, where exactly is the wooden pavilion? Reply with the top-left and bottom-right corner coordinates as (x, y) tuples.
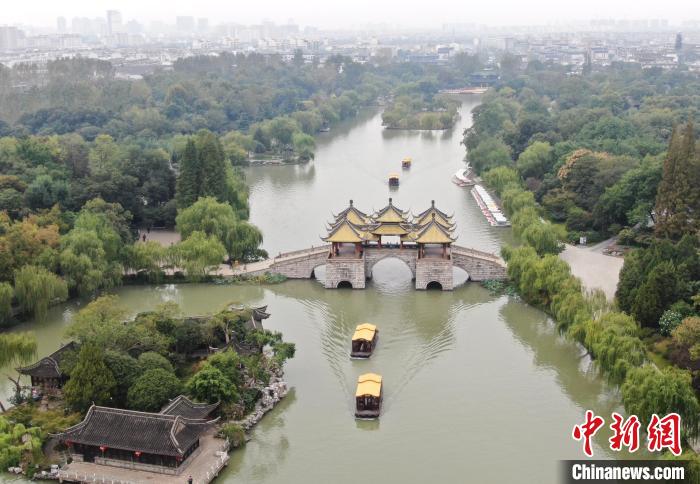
(324, 199), (456, 255)
(17, 341), (78, 390)
(402, 213), (457, 259)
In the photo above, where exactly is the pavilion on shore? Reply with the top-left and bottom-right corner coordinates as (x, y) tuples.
(55, 395), (219, 475)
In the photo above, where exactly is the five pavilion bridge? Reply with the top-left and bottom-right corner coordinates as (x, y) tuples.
(239, 199), (507, 291)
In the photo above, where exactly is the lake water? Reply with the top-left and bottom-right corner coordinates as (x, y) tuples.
(1, 98), (632, 484)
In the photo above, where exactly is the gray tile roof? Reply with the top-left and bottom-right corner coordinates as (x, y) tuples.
(59, 404), (215, 457)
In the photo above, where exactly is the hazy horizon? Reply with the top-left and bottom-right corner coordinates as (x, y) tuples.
(4, 0), (700, 30)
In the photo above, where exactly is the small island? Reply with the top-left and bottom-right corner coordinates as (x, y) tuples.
(381, 83), (460, 130)
(2, 298), (294, 482)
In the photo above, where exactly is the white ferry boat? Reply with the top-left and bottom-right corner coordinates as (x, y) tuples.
(471, 185), (510, 227)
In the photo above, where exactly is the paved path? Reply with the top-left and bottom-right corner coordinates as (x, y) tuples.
(559, 243), (624, 300)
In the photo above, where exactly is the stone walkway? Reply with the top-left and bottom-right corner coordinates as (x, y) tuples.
(559, 243), (624, 300)
(58, 431), (228, 484)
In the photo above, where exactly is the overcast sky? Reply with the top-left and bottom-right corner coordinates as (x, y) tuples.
(5, 0), (700, 29)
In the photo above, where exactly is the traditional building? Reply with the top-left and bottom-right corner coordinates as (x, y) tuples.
(321, 199), (458, 289)
(56, 396), (219, 475)
(17, 341), (78, 390)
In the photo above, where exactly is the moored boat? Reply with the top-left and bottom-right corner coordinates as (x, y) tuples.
(402, 157), (412, 169)
(350, 323), (378, 358)
(355, 373), (383, 419)
(388, 173), (400, 186)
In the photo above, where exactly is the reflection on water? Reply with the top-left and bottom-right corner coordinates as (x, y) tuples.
(0, 96), (631, 483)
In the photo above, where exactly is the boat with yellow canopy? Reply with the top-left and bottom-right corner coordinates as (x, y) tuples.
(350, 323), (378, 358)
(388, 173), (400, 186)
(401, 157), (412, 169)
(355, 373), (383, 419)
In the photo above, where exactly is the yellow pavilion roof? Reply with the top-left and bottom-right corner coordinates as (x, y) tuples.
(416, 211), (454, 229)
(323, 219), (377, 243)
(372, 198), (408, 223)
(352, 323), (377, 342)
(405, 217), (456, 244)
(356, 373), (383, 397)
(333, 200), (372, 225)
(370, 223), (410, 235)
(414, 200), (454, 228)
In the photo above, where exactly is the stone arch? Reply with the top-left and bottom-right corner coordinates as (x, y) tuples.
(365, 254), (417, 280)
(426, 281), (443, 290)
(337, 280), (353, 289)
(452, 266), (470, 287)
(309, 262), (327, 279)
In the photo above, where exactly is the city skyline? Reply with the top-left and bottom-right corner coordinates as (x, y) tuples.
(3, 0), (700, 30)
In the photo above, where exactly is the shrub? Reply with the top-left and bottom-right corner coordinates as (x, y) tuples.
(219, 423), (246, 448)
(137, 351), (174, 374)
(659, 310), (683, 336)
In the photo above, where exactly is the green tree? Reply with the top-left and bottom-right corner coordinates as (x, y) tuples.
(483, 166), (520, 196)
(88, 134), (121, 173)
(229, 221), (264, 262)
(63, 344), (117, 412)
(186, 364), (238, 404)
(66, 295), (169, 354)
(632, 261), (682, 327)
(175, 139), (199, 209)
(516, 141), (554, 179)
(103, 350), (139, 407)
(0, 282), (13, 325)
(0, 332), (36, 368)
(168, 231), (226, 280)
(127, 368), (183, 411)
(197, 130), (227, 202)
(125, 241), (166, 282)
(655, 121), (699, 239)
(13, 265), (68, 320)
(137, 351), (174, 374)
(622, 366), (700, 439)
(469, 137), (512, 173)
(176, 196), (237, 253)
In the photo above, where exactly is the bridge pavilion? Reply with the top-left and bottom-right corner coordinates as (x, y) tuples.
(323, 198), (456, 258)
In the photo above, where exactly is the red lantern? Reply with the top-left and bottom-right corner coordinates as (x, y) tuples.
(134, 451), (141, 457)
(65, 440), (72, 447)
(99, 446), (107, 453)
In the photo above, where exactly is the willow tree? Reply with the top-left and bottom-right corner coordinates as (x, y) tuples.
(0, 282), (12, 325)
(622, 365), (700, 439)
(168, 231), (226, 281)
(13, 265), (68, 320)
(0, 332), (37, 411)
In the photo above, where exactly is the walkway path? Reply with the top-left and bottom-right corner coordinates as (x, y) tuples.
(559, 243), (624, 300)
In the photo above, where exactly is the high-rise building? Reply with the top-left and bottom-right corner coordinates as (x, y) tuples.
(57, 17), (67, 33)
(0, 26), (25, 51)
(176, 16), (196, 32)
(197, 18), (209, 33)
(106, 10), (123, 34)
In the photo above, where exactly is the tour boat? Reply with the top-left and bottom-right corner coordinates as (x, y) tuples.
(388, 173), (400, 186)
(452, 168), (474, 187)
(355, 373), (383, 419)
(471, 185), (510, 227)
(401, 157), (412, 169)
(350, 323), (378, 358)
